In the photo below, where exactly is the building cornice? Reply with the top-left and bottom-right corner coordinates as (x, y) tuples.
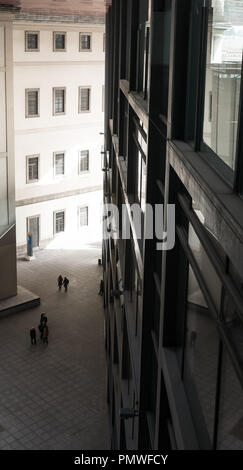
(14, 12), (105, 25)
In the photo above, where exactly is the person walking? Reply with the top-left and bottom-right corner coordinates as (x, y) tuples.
(42, 324), (49, 344)
(63, 276), (69, 292)
(30, 327), (37, 345)
(57, 274), (63, 291)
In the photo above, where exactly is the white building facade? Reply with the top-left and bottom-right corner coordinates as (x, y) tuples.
(13, 17), (105, 254)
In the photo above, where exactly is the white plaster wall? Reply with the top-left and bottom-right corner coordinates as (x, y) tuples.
(16, 190), (103, 247)
(13, 25), (105, 63)
(13, 21), (105, 248)
(15, 126), (103, 200)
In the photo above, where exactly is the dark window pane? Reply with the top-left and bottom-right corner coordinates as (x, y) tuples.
(80, 150), (89, 172)
(55, 33), (65, 50)
(203, 0), (243, 170)
(55, 153), (64, 175)
(183, 266), (219, 446)
(28, 91), (38, 116)
(27, 33), (38, 50)
(55, 211), (65, 233)
(81, 34), (91, 50)
(217, 349), (243, 449)
(55, 89), (65, 113)
(28, 157), (39, 180)
(80, 88), (90, 111)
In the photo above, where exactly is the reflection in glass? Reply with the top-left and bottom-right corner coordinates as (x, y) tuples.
(217, 349), (243, 449)
(203, 0), (243, 170)
(184, 266), (218, 445)
(188, 223), (222, 310)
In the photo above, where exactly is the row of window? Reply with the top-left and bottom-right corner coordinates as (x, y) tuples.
(25, 30), (105, 53)
(25, 86), (104, 117)
(27, 207), (89, 248)
(26, 150), (90, 183)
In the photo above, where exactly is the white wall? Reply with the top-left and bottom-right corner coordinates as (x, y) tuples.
(13, 21), (105, 250)
(16, 190), (103, 247)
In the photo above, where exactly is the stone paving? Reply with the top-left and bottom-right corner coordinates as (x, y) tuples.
(0, 244), (109, 450)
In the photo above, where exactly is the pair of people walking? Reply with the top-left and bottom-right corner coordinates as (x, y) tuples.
(57, 274), (69, 292)
(30, 313), (49, 346)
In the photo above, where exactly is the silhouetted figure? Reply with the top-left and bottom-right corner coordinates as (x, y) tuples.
(38, 322), (44, 340)
(58, 274), (63, 290)
(42, 324), (49, 344)
(40, 313), (45, 323)
(30, 327), (37, 345)
(63, 277), (69, 292)
(98, 279), (104, 295)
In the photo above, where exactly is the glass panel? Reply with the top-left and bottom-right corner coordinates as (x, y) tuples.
(222, 292), (243, 366)
(188, 222), (222, 311)
(55, 33), (65, 50)
(55, 212), (64, 233)
(55, 153), (64, 175)
(184, 265), (218, 445)
(217, 349), (243, 449)
(80, 88), (90, 111)
(28, 91), (38, 116)
(203, 0), (243, 170)
(0, 157), (8, 230)
(80, 150), (89, 172)
(55, 90), (65, 114)
(27, 33), (38, 50)
(80, 207), (88, 226)
(28, 157), (39, 181)
(81, 34), (91, 50)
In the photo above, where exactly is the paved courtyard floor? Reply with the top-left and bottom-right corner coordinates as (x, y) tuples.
(0, 243), (109, 450)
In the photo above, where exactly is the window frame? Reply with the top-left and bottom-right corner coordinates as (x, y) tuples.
(79, 150), (90, 174)
(79, 32), (92, 52)
(78, 86), (91, 113)
(26, 154), (40, 184)
(53, 151), (65, 178)
(79, 205), (89, 228)
(53, 31), (67, 52)
(25, 88), (40, 118)
(53, 87), (66, 116)
(25, 30), (40, 52)
(53, 209), (66, 235)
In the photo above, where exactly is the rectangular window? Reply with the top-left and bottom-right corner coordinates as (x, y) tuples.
(27, 155), (39, 183)
(80, 33), (91, 51)
(203, 0), (243, 171)
(53, 32), (66, 51)
(26, 89), (39, 118)
(80, 206), (88, 227)
(55, 211), (65, 234)
(25, 31), (39, 51)
(54, 152), (65, 176)
(79, 150), (89, 173)
(53, 88), (66, 115)
(79, 87), (90, 112)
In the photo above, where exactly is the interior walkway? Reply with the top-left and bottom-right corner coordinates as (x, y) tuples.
(0, 244), (109, 450)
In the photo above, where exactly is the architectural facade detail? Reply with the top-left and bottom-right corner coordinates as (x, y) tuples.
(13, 19), (105, 253)
(103, 0), (243, 451)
